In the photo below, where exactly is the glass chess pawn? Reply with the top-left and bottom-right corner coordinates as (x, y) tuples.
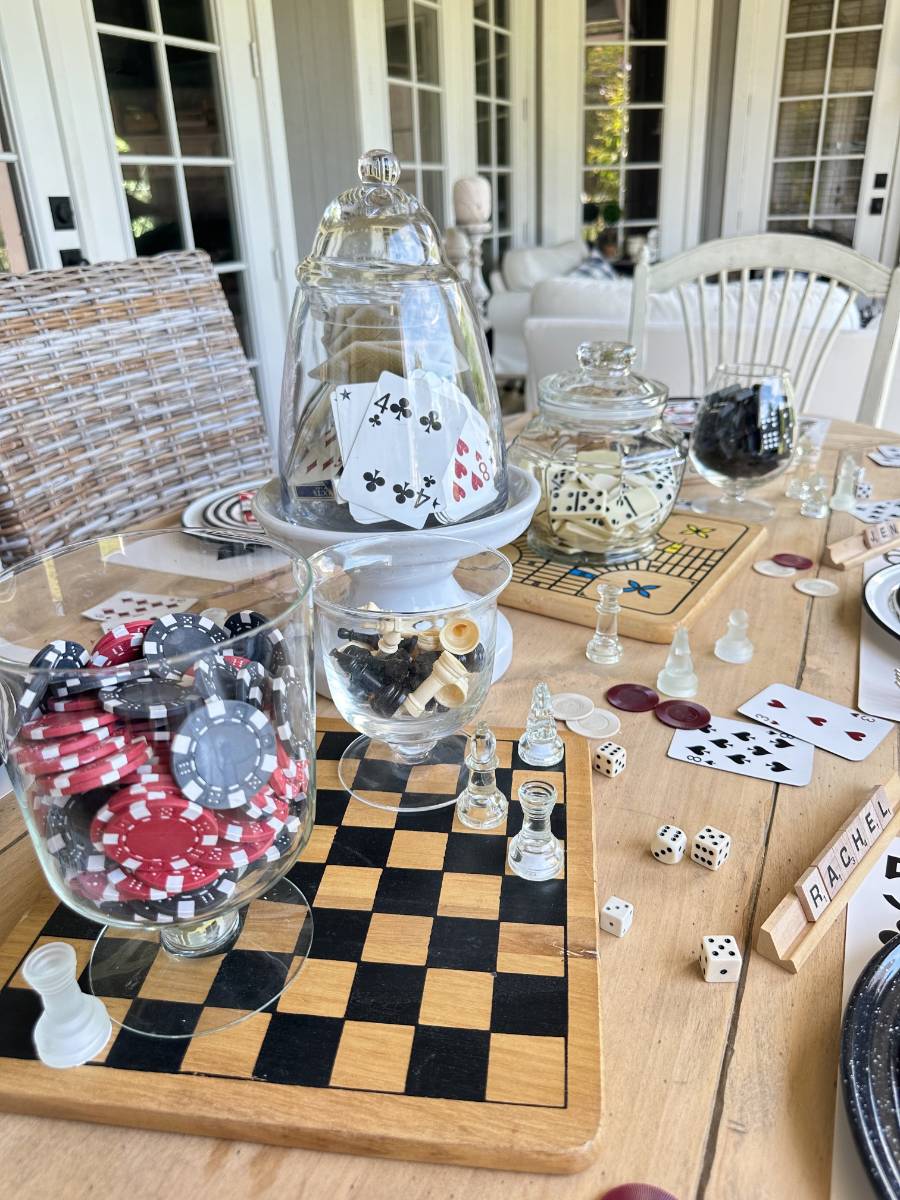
(507, 779), (564, 882)
(455, 721), (507, 830)
(586, 582), (623, 665)
(518, 681), (564, 767)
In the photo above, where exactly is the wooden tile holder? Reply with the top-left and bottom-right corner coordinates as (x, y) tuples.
(757, 774), (900, 974)
(824, 527), (900, 570)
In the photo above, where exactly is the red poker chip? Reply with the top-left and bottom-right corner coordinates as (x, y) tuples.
(270, 767), (305, 801)
(134, 860), (221, 894)
(90, 619), (155, 667)
(772, 553), (814, 570)
(104, 866), (167, 902)
(223, 654), (252, 670)
(244, 786), (280, 818)
(194, 824), (277, 869)
(14, 723), (122, 767)
(214, 809), (285, 845)
(606, 683), (660, 713)
(654, 699), (712, 730)
(35, 741), (152, 796)
(22, 734), (130, 777)
(44, 696), (102, 713)
(100, 796), (218, 872)
(20, 710), (117, 741)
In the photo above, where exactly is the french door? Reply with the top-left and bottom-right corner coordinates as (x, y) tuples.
(0, 0), (296, 430)
(722, 0), (900, 266)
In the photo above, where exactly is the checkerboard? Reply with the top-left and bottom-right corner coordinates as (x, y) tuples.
(0, 720), (601, 1174)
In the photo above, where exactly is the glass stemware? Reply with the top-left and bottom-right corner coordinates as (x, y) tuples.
(689, 363), (797, 522)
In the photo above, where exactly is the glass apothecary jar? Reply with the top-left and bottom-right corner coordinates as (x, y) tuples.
(278, 148), (508, 534)
(509, 342), (685, 565)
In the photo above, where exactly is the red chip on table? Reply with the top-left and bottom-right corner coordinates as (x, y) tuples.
(100, 796), (218, 872)
(19, 710), (118, 741)
(606, 683), (660, 712)
(654, 699), (712, 730)
(134, 860), (221, 894)
(772, 553), (814, 570)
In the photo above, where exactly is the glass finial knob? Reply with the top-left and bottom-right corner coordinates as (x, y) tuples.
(358, 149), (401, 185)
(576, 340), (636, 375)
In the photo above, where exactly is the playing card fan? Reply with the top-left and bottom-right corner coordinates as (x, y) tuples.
(275, 149), (508, 533)
(508, 342), (686, 565)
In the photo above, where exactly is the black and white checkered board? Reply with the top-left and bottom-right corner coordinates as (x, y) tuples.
(0, 722), (601, 1173)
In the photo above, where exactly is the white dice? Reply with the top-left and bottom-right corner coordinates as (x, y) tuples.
(651, 824), (686, 864)
(691, 824), (731, 871)
(593, 741), (626, 777)
(600, 896), (633, 938)
(700, 935), (742, 982)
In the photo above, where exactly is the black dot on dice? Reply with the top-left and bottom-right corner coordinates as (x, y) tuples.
(719, 969), (727, 975)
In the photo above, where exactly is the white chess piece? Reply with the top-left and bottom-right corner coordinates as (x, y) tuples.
(656, 626), (699, 698)
(714, 609), (754, 664)
(22, 942), (111, 1068)
(830, 456), (858, 513)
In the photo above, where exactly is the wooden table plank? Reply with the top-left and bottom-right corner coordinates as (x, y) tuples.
(0, 419), (892, 1198)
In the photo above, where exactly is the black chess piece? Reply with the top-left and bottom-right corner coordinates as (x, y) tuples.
(331, 648), (407, 716)
(459, 642), (485, 672)
(337, 627), (380, 650)
(376, 647), (416, 684)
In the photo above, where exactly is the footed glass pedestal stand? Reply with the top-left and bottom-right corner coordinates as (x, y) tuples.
(89, 877), (313, 1038)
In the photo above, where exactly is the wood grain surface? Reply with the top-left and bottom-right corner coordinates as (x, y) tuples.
(0, 419), (895, 1199)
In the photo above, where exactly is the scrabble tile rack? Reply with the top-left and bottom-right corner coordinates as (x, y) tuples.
(757, 774), (900, 974)
(499, 513), (766, 643)
(0, 720), (602, 1174)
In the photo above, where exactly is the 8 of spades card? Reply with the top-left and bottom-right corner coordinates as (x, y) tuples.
(667, 715), (815, 785)
(738, 683), (894, 762)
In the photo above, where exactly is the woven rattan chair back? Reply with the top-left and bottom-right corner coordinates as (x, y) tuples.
(0, 251), (273, 566)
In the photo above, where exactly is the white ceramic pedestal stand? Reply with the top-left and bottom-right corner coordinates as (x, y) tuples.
(254, 466), (540, 697)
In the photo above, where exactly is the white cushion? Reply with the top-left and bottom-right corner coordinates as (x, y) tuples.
(502, 239), (587, 292)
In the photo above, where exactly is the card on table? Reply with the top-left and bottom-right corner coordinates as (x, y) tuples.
(667, 715), (814, 786)
(82, 590), (198, 629)
(852, 498), (900, 524)
(868, 445), (900, 468)
(738, 683), (894, 761)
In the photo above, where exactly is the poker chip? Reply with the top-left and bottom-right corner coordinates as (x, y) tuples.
(753, 559), (796, 578)
(44, 792), (110, 874)
(249, 824), (296, 867)
(20, 710), (118, 741)
(193, 841), (253, 870)
(271, 667), (306, 758)
(244, 786), (281, 818)
(566, 708), (621, 738)
(23, 734), (129, 777)
(794, 578), (839, 597)
(153, 868), (241, 919)
(171, 698), (277, 810)
(104, 866), (168, 902)
(99, 677), (199, 721)
(35, 740), (152, 796)
(45, 695), (103, 714)
(118, 770), (177, 789)
(224, 610), (267, 660)
(89, 620), (153, 667)
(33, 640), (89, 672)
(549, 692), (594, 721)
(605, 683), (660, 713)
(260, 627), (289, 673)
(193, 654), (238, 700)
(142, 612), (229, 679)
(235, 661), (267, 709)
(14, 722), (120, 766)
(654, 699), (712, 730)
(214, 808), (285, 844)
(772, 553), (814, 570)
(99, 796), (218, 872)
(134, 859), (222, 894)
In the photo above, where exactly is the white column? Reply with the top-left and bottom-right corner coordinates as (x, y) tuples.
(540, 0), (582, 246)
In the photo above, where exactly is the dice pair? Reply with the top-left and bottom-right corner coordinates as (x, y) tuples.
(651, 823), (731, 871)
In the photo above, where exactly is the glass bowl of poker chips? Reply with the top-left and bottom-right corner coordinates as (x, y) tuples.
(0, 528), (317, 1038)
(311, 534), (511, 811)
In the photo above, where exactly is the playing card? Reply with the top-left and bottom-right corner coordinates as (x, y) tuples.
(738, 683), (894, 761)
(435, 407), (499, 522)
(331, 381), (376, 463)
(868, 445), (900, 468)
(339, 371), (466, 529)
(82, 590), (198, 629)
(667, 715), (814, 785)
(852, 498), (900, 524)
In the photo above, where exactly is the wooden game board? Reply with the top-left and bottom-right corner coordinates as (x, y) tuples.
(0, 720), (601, 1175)
(500, 513), (766, 643)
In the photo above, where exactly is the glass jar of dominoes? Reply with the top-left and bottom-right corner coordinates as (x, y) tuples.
(509, 341), (685, 565)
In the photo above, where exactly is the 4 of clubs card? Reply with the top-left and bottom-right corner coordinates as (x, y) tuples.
(668, 715), (815, 786)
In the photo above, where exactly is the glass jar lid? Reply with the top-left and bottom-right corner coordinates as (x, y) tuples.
(538, 341), (668, 423)
(302, 149), (444, 279)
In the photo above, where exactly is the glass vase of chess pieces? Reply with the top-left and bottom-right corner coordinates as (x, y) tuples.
(508, 341), (685, 565)
(689, 363), (797, 522)
(0, 530), (316, 1038)
(312, 534), (512, 810)
(277, 148), (507, 534)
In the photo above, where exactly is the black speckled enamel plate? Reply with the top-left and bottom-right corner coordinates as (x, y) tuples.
(841, 937), (900, 1200)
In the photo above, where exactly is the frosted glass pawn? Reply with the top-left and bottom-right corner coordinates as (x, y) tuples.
(518, 681), (565, 767)
(830, 456), (858, 512)
(714, 608), (754, 664)
(22, 942), (111, 1068)
(656, 626), (699, 698)
(456, 721), (508, 830)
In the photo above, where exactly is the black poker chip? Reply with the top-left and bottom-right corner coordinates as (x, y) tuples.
(170, 698), (277, 809)
(248, 822), (298, 870)
(142, 613), (229, 680)
(99, 677), (200, 721)
(224, 610), (267, 659)
(259, 627), (290, 674)
(153, 868), (243, 919)
(270, 666), (306, 759)
(18, 641), (88, 719)
(44, 790), (111, 874)
(193, 654), (239, 701)
(235, 660), (267, 709)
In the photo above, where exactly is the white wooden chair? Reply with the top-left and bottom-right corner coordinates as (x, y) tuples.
(628, 234), (900, 425)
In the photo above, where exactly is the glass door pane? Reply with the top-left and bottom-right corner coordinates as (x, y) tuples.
(0, 90), (34, 272)
(473, 0), (515, 274)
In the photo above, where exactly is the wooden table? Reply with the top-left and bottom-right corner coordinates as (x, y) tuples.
(0, 419), (893, 1199)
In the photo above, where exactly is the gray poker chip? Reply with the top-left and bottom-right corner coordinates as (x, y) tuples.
(99, 677), (200, 721)
(45, 790), (110, 875)
(143, 613), (229, 680)
(224, 610), (267, 659)
(270, 666), (306, 758)
(19, 640), (88, 717)
(235, 660), (267, 709)
(193, 654), (239, 700)
(171, 697), (277, 810)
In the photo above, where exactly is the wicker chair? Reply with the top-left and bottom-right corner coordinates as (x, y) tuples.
(0, 251), (274, 566)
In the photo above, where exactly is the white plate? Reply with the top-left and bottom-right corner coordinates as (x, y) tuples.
(566, 708), (621, 739)
(864, 564), (900, 640)
(182, 479), (268, 543)
(550, 692), (594, 721)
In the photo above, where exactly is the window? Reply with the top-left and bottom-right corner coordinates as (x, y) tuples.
(766, 0), (886, 245)
(384, 0), (446, 227)
(0, 82), (34, 272)
(582, 0), (667, 255)
(92, 0), (252, 357)
(474, 0), (513, 274)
